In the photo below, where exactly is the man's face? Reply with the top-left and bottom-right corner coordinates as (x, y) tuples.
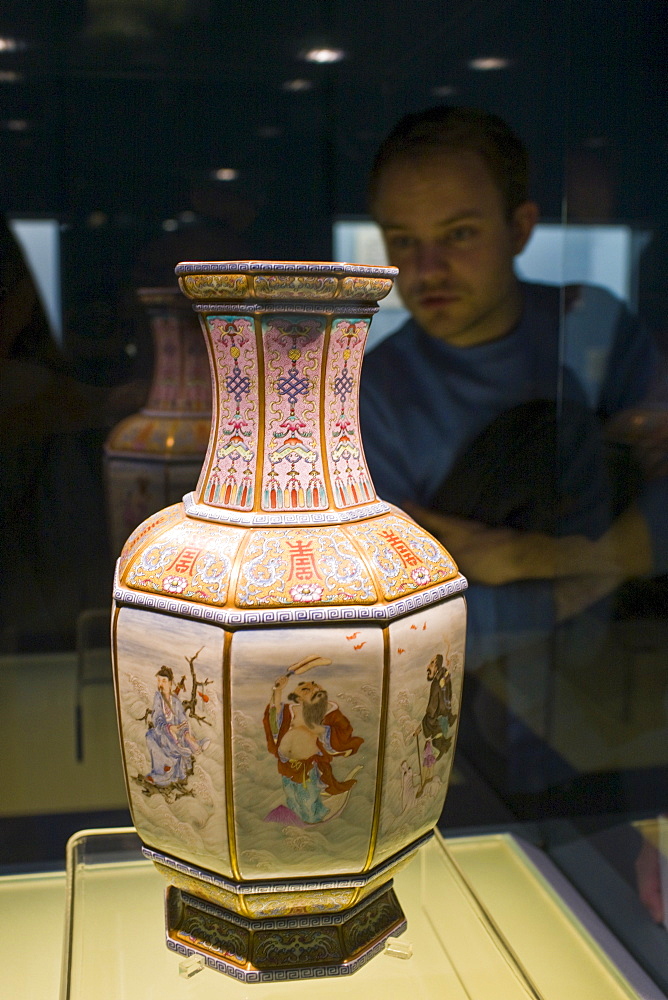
(427, 656), (439, 681)
(157, 674), (172, 699)
(373, 151), (537, 347)
(295, 681), (326, 705)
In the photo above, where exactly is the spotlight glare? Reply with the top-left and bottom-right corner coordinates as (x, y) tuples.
(211, 168), (239, 181)
(282, 78), (313, 92)
(302, 47), (345, 64)
(468, 56), (511, 71)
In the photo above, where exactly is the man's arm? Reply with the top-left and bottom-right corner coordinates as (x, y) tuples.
(406, 502), (652, 618)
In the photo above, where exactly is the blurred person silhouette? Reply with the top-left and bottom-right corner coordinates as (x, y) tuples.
(132, 176), (257, 288)
(0, 214), (139, 650)
(116, 176), (258, 382)
(359, 106), (667, 803)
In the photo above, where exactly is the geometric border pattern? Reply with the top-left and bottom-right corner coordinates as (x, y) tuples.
(165, 928), (404, 983)
(182, 491), (391, 526)
(113, 572), (468, 625)
(143, 829), (433, 897)
(175, 261), (398, 279)
(190, 301), (380, 317)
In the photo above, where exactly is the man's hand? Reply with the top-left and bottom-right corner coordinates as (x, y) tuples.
(270, 673), (290, 711)
(404, 501), (652, 611)
(404, 503), (570, 585)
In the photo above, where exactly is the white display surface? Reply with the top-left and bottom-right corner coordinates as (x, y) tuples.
(52, 828), (658, 1000)
(0, 869), (66, 1000)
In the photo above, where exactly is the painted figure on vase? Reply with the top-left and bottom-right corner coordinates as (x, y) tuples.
(263, 655), (364, 826)
(144, 665), (210, 788)
(413, 653), (457, 795)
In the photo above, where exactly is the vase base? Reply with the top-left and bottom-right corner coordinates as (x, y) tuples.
(164, 879), (406, 982)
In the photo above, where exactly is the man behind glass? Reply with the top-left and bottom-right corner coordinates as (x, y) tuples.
(360, 106), (664, 796)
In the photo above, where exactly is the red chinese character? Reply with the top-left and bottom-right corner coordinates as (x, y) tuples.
(287, 539), (322, 581)
(167, 546), (201, 575)
(378, 529), (420, 567)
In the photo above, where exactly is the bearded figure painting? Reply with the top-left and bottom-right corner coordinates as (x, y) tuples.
(263, 656), (364, 826)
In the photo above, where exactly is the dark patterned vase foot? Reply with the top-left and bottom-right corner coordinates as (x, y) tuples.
(165, 880), (407, 982)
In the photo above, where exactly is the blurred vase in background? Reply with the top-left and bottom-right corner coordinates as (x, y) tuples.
(104, 287), (211, 556)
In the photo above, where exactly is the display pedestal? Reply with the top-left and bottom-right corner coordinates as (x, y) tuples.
(164, 878), (405, 980)
(59, 827), (654, 999)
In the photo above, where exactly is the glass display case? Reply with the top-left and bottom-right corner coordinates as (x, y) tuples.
(66, 827), (658, 998)
(0, 1), (667, 997)
(2, 822), (666, 998)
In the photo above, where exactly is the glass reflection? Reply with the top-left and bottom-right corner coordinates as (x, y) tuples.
(0, 1), (666, 986)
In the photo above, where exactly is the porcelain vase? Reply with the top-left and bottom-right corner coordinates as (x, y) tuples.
(104, 287), (211, 555)
(110, 260), (467, 982)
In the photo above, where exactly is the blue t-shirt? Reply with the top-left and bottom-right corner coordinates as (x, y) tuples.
(359, 281), (657, 668)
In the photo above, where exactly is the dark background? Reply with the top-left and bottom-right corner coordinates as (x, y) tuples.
(1, 1), (666, 369)
(1, 3), (668, 949)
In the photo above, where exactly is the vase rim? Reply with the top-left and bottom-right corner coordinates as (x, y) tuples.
(174, 259), (398, 278)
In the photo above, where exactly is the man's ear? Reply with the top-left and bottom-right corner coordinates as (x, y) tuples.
(511, 201), (539, 255)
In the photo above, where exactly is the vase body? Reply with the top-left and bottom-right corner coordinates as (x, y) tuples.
(104, 287), (211, 555)
(111, 261), (467, 982)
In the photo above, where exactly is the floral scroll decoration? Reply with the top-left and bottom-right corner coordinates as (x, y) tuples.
(180, 273), (248, 299)
(347, 515), (458, 599)
(235, 528), (376, 607)
(262, 317), (327, 511)
(326, 319), (373, 507)
(203, 317), (257, 509)
(254, 274), (338, 299)
(339, 276), (394, 301)
(124, 520), (241, 605)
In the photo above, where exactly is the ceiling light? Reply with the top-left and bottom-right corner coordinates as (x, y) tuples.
(162, 218), (179, 232)
(302, 47), (345, 64)
(282, 78), (312, 92)
(468, 57), (511, 71)
(0, 37), (22, 53)
(5, 119), (28, 131)
(0, 71), (22, 83)
(211, 168), (238, 181)
(431, 85), (457, 97)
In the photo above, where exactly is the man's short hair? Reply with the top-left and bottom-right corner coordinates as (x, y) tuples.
(369, 105), (530, 219)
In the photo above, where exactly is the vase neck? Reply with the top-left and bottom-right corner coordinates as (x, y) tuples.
(190, 308), (384, 524)
(143, 309), (211, 415)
